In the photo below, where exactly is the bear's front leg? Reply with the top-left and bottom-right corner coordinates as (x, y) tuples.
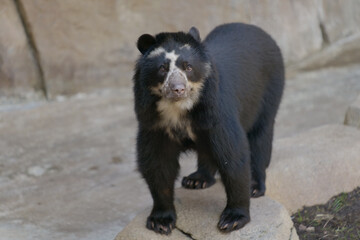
(137, 129), (181, 235)
(208, 123), (251, 232)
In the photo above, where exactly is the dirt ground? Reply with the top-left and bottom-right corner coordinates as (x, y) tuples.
(292, 187), (360, 240)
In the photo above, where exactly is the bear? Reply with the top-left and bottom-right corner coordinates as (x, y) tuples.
(133, 23), (284, 235)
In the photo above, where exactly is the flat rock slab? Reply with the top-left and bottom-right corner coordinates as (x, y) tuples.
(267, 124), (360, 213)
(116, 183), (298, 240)
(344, 95), (360, 128)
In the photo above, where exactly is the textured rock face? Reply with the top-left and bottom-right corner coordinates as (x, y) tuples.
(267, 124), (360, 213)
(344, 95), (360, 128)
(116, 183), (298, 240)
(0, 0), (41, 98)
(20, 0), (129, 98)
(8, 0), (359, 97)
(17, 0), (312, 97)
(318, 0), (360, 43)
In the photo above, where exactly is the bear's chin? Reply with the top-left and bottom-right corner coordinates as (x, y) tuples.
(165, 95), (188, 102)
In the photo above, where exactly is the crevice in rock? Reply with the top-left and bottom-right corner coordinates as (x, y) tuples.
(13, 0), (48, 99)
(176, 226), (196, 240)
(319, 21), (330, 47)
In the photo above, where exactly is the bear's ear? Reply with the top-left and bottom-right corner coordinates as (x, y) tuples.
(137, 34), (156, 54)
(188, 27), (201, 42)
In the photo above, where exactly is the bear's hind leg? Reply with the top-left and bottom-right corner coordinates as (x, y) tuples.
(182, 151), (217, 189)
(248, 120), (274, 198)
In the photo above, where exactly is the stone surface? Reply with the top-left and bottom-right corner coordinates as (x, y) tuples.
(20, 0), (131, 98)
(0, 0), (42, 98)
(267, 124), (360, 213)
(17, 0), (359, 97)
(289, 33), (360, 73)
(115, 211), (187, 240)
(1, 64), (360, 239)
(116, 183), (299, 240)
(318, 0), (360, 43)
(344, 95), (360, 128)
(287, 0), (360, 73)
(275, 64), (360, 138)
(0, 89), (142, 240)
(1, 1), (359, 97)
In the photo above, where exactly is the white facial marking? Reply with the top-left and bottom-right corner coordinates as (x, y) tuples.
(165, 50), (179, 73)
(148, 47), (165, 58)
(162, 50), (189, 98)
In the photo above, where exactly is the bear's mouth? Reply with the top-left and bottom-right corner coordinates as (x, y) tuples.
(166, 94), (188, 101)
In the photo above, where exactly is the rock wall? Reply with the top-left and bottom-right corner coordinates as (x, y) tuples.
(1, 0), (360, 98)
(0, 0), (42, 98)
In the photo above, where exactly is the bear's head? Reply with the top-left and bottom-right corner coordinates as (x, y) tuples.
(135, 27), (211, 110)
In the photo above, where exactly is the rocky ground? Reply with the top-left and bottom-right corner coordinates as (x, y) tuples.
(1, 64), (360, 240)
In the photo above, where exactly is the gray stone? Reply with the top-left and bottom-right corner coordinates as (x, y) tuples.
(1, 64), (360, 239)
(20, 0), (132, 98)
(0, 88), (142, 240)
(275, 64), (360, 138)
(116, 183), (299, 240)
(115, 211), (187, 240)
(288, 33), (360, 73)
(1, 1), (360, 97)
(27, 165), (45, 177)
(17, 0), (350, 97)
(298, 224), (306, 232)
(0, 0), (42, 98)
(306, 226), (315, 233)
(318, 0), (360, 43)
(267, 124), (360, 213)
(344, 95), (360, 128)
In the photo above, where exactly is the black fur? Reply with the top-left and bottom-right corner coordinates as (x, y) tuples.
(133, 23), (284, 234)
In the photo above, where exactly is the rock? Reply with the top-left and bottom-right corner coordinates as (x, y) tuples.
(20, 0), (131, 98)
(115, 211), (187, 240)
(0, 88), (140, 240)
(274, 64), (360, 138)
(289, 33), (360, 72)
(267, 124), (360, 213)
(317, 0), (360, 43)
(1, 1), (360, 97)
(298, 224), (307, 232)
(0, 0), (42, 98)
(18, 0), (355, 97)
(314, 213), (333, 221)
(344, 95), (360, 128)
(1, 1), (358, 97)
(306, 226), (315, 232)
(27, 165), (45, 177)
(116, 183), (299, 240)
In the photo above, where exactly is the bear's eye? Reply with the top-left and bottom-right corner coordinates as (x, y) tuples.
(159, 65), (167, 73)
(185, 63), (193, 72)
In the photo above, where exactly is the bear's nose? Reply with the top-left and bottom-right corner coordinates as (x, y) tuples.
(171, 84), (185, 95)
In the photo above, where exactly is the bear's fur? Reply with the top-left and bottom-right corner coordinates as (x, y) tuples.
(133, 23), (284, 235)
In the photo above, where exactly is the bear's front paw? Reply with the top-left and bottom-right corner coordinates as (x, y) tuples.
(146, 210), (176, 235)
(218, 207), (250, 232)
(182, 171), (216, 189)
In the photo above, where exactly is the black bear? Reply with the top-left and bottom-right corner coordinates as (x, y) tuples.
(133, 23), (284, 235)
